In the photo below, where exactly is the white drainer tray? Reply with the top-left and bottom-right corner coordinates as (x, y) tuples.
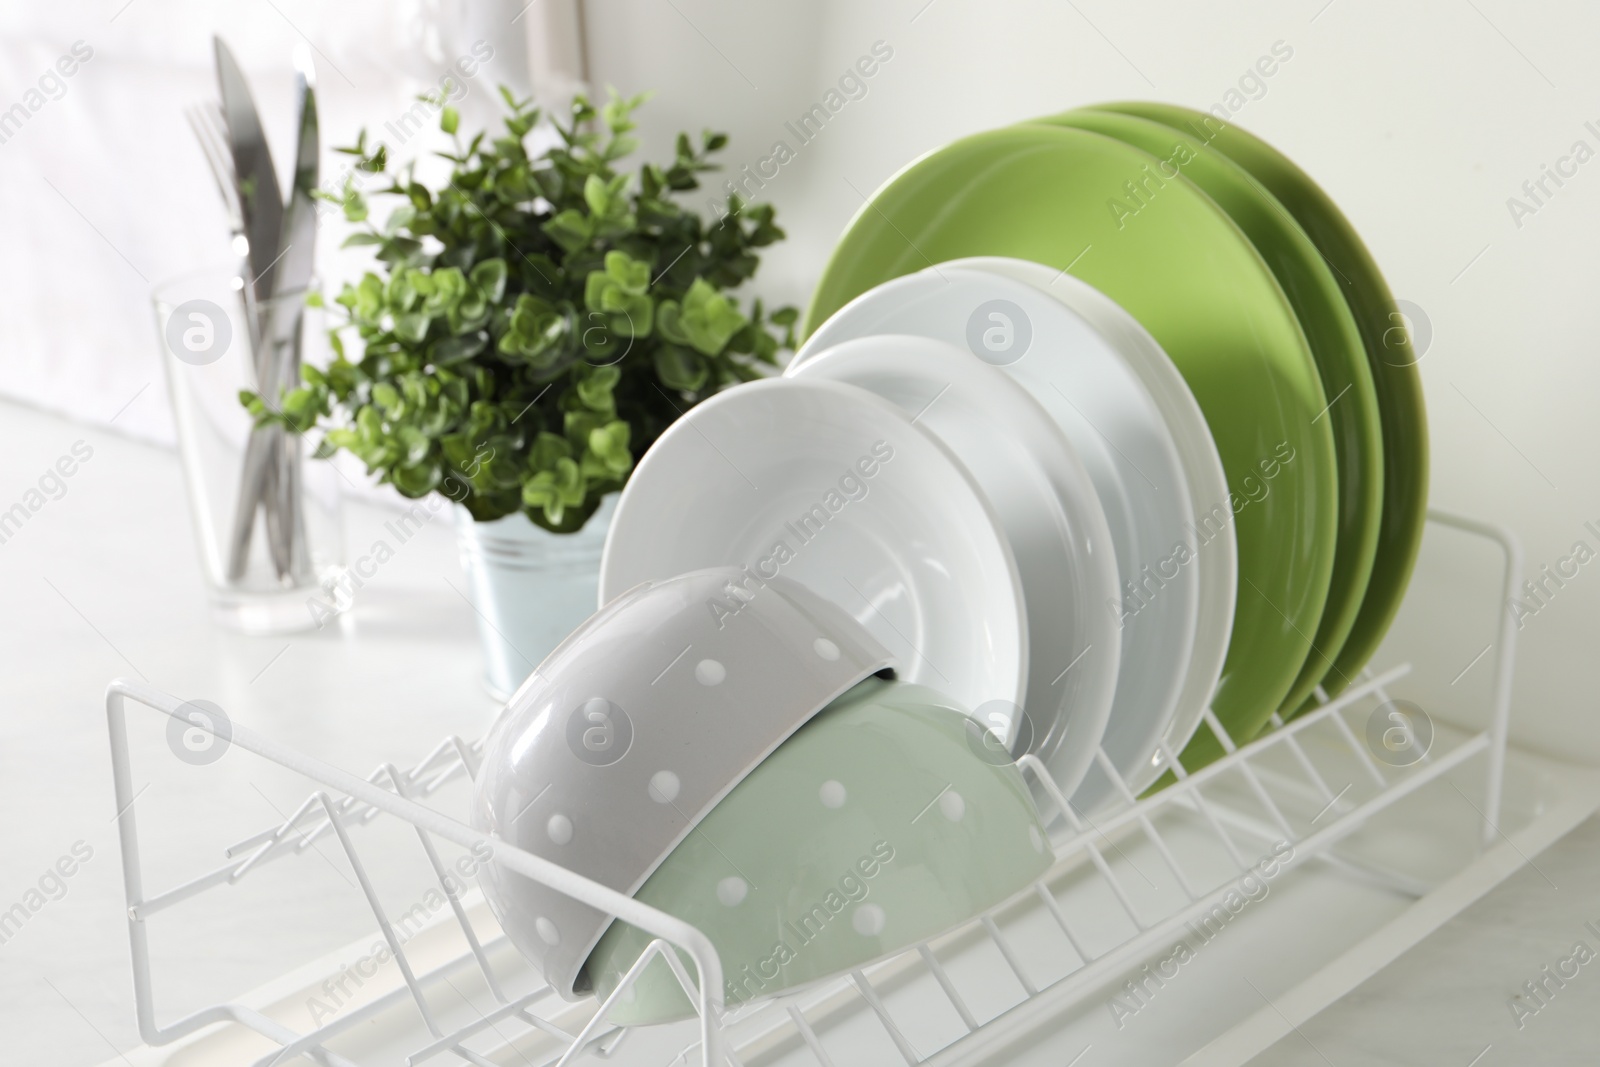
(98, 510), (1600, 1066)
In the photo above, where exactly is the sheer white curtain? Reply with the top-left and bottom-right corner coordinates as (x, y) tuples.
(0, 0), (582, 445)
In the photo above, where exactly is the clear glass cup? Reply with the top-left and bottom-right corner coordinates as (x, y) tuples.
(155, 265), (345, 634)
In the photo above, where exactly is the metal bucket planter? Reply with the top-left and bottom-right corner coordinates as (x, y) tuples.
(455, 495), (616, 700)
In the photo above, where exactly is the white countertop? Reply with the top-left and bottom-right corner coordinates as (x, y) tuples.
(2, 395), (1597, 1066)
(0, 397), (503, 1065)
(1245, 813), (1600, 1067)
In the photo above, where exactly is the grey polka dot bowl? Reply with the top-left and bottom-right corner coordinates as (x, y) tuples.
(471, 566), (896, 1000)
(584, 675), (1054, 1024)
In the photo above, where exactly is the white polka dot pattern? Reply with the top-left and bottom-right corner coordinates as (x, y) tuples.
(649, 770), (681, 804)
(852, 903), (886, 936)
(939, 789), (966, 822)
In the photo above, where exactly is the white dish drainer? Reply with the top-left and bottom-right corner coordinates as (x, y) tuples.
(103, 510), (1562, 1066)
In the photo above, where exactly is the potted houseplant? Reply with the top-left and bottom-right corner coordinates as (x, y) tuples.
(249, 87), (796, 697)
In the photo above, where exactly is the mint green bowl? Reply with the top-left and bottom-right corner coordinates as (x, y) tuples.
(583, 677), (1054, 1026)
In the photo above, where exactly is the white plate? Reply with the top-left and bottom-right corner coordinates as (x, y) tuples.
(956, 258), (1238, 788)
(599, 376), (1028, 720)
(786, 334), (1119, 797)
(796, 265), (1206, 806)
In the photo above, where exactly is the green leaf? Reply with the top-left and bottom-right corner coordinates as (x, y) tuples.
(353, 273), (384, 319)
(603, 91), (644, 134)
(529, 431), (573, 471)
(655, 299), (688, 346)
(441, 106), (459, 135)
(375, 235), (424, 265)
(396, 424), (431, 465)
(392, 311), (431, 344)
(583, 173), (611, 217)
(521, 456), (585, 524)
(498, 293), (568, 364)
(423, 266), (467, 315)
(238, 389), (268, 421)
(604, 249), (649, 292)
(574, 365), (621, 411)
(581, 252), (654, 339)
(675, 277), (748, 356)
(384, 204), (416, 235)
(470, 258), (508, 304)
(543, 208), (593, 253)
(653, 344), (706, 391)
(388, 269), (420, 312)
(371, 381), (402, 416)
(604, 135), (639, 161)
(583, 419), (632, 479)
(432, 332), (487, 364)
(392, 459), (441, 496)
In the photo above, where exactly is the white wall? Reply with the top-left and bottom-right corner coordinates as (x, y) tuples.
(0, 1), (535, 446)
(584, 0), (1600, 762)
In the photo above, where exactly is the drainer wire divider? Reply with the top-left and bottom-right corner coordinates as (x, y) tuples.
(105, 508), (1521, 1066)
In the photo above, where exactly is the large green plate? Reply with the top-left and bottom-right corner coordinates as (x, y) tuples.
(1100, 102), (1428, 710)
(804, 124), (1338, 767)
(1040, 108), (1383, 718)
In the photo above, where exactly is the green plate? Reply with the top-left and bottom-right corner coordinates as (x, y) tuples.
(804, 124), (1338, 767)
(1099, 102), (1428, 710)
(1040, 108), (1383, 718)
(585, 678), (1052, 1025)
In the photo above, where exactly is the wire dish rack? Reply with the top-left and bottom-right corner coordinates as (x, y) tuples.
(103, 510), (1572, 1066)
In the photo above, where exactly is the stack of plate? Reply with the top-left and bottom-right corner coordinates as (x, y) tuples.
(482, 104), (1433, 1020)
(601, 103), (1427, 809)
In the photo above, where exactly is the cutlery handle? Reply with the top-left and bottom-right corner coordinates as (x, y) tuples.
(226, 289), (292, 583)
(283, 433), (315, 583)
(282, 306), (316, 584)
(224, 425), (272, 581)
(261, 429), (292, 579)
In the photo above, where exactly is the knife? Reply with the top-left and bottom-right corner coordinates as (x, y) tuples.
(213, 38), (284, 339)
(276, 44), (319, 309)
(272, 45), (321, 581)
(217, 37), (290, 579)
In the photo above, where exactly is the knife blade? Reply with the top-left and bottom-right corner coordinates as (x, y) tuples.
(214, 36), (283, 341)
(276, 44), (319, 306)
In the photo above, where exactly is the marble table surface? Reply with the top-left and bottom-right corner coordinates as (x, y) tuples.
(1247, 813), (1600, 1067)
(1, 396), (1596, 1066)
